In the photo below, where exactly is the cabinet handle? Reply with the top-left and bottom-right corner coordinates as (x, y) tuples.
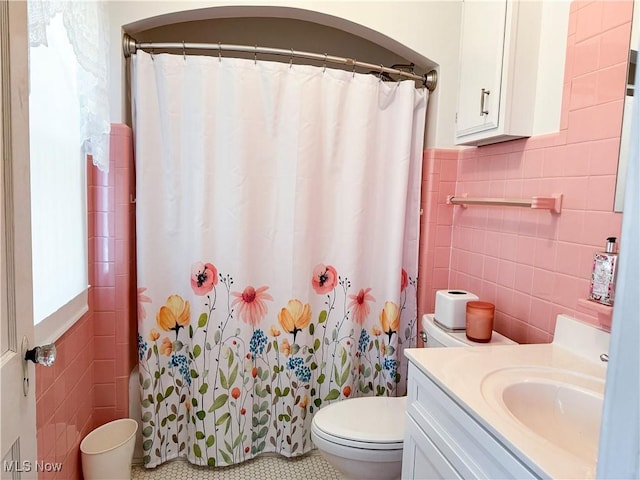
(480, 88), (490, 116)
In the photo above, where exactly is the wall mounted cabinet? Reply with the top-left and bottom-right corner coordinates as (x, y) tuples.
(455, 0), (562, 147)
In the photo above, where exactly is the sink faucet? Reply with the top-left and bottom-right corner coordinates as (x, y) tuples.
(600, 353), (609, 362)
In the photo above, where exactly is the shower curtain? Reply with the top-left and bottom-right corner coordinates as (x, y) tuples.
(132, 50), (427, 468)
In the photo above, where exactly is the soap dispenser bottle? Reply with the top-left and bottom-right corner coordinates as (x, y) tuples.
(589, 237), (618, 306)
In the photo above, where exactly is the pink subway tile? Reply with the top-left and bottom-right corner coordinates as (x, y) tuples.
(93, 360), (115, 385)
(572, 37), (601, 77)
(93, 186), (115, 213)
(93, 384), (116, 408)
(92, 407), (117, 430)
(433, 246), (451, 269)
(94, 336), (116, 361)
(567, 100), (624, 143)
(116, 376), (129, 414)
(115, 310), (132, 343)
(504, 179), (523, 197)
(588, 138), (622, 175)
(599, 22), (633, 69)
(527, 326), (553, 345)
(432, 268), (450, 290)
(115, 168), (131, 206)
(436, 204), (453, 226)
(522, 149), (544, 179)
(602, 1), (634, 31)
(570, 72), (598, 110)
(467, 253), (484, 278)
(509, 318), (529, 344)
(514, 235), (536, 266)
(435, 225), (452, 247)
(514, 264), (534, 294)
(532, 268), (556, 302)
(563, 141), (593, 174)
(433, 149), (460, 161)
(94, 237), (115, 263)
(555, 241), (584, 277)
(559, 177), (589, 210)
(575, 1), (603, 42)
(529, 298), (553, 332)
(561, 82), (571, 130)
(497, 260), (516, 288)
(534, 238), (558, 272)
(512, 291), (532, 322)
(558, 210), (585, 243)
(597, 62), (628, 104)
(94, 312), (116, 337)
(95, 261), (115, 288)
(439, 158), (458, 181)
(483, 256), (499, 283)
(94, 212), (114, 238)
(498, 233), (518, 261)
(586, 175), (616, 210)
(93, 286), (116, 313)
(581, 210), (621, 246)
(115, 204), (131, 240)
(553, 275), (583, 309)
(115, 342), (132, 378)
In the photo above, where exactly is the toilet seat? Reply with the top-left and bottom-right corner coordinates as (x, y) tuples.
(311, 396), (406, 450)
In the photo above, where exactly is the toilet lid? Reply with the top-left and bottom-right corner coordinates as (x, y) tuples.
(312, 396), (406, 445)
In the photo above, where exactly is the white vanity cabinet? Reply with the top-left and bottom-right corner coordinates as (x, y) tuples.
(455, 0), (549, 146)
(401, 362), (539, 480)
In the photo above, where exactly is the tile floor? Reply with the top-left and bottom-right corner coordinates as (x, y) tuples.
(131, 451), (343, 479)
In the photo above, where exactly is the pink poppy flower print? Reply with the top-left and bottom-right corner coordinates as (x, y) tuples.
(401, 269), (408, 292)
(137, 287), (152, 320)
(347, 288), (375, 326)
(231, 286), (273, 326)
(311, 264), (338, 294)
(191, 262), (218, 295)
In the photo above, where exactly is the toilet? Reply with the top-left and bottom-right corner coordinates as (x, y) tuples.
(310, 313), (515, 480)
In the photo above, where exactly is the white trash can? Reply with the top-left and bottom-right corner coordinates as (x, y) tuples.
(80, 418), (138, 480)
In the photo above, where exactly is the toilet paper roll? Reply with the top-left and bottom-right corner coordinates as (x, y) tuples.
(434, 290), (479, 330)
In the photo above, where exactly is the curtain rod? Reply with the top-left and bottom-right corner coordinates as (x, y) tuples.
(122, 33), (437, 91)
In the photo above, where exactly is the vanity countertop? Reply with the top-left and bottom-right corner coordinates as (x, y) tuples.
(405, 315), (609, 479)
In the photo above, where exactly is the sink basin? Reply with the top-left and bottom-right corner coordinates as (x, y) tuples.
(502, 380), (603, 461)
(481, 367), (605, 463)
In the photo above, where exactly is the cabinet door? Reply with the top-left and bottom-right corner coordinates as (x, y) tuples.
(402, 417), (461, 480)
(456, 0), (508, 137)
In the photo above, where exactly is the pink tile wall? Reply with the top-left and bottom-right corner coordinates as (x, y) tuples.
(36, 125), (136, 479)
(426, 0), (631, 344)
(417, 150), (457, 314)
(92, 124), (137, 425)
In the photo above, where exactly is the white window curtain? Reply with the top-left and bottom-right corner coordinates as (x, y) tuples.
(28, 0), (111, 173)
(27, 0), (110, 342)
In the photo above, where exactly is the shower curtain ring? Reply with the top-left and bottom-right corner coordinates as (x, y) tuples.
(323, 53), (327, 73)
(289, 48), (294, 68)
(352, 60), (357, 78)
(254, 45), (257, 65)
(379, 64), (384, 82)
(150, 48), (154, 61)
(182, 41), (186, 61)
(218, 42), (222, 62)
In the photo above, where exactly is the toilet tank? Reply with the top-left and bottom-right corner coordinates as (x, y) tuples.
(421, 314), (515, 348)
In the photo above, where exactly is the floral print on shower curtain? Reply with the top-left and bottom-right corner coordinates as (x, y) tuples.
(132, 51), (427, 468)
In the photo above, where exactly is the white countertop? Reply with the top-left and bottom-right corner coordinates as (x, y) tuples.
(405, 342), (608, 479)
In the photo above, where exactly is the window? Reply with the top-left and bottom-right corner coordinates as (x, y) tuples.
(29, 14), (88, 344)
